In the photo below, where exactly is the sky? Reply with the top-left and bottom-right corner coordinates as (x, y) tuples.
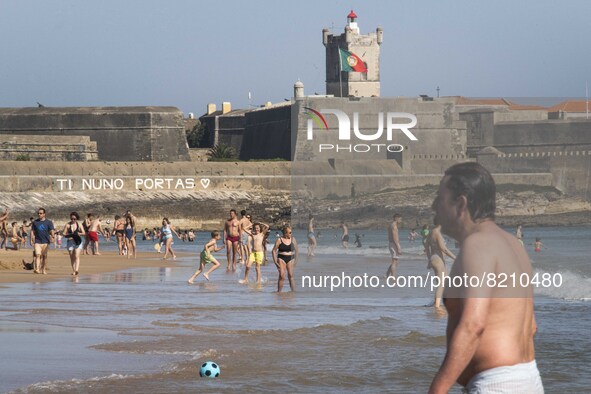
(1, 0), (590, 115)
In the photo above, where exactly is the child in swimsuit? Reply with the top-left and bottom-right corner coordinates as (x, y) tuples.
(187, 231), (224, 283)
(239, 222), (270, 285)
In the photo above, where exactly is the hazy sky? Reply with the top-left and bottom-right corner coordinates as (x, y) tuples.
(1, 0), (589, 115)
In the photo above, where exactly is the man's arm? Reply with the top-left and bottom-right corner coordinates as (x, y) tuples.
(429, 297), (490, 393)
(429, 235), (495, 393)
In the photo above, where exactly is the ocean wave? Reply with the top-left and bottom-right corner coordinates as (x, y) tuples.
(17, 374), (136, 393)
(534, 269), (591, 301)
(373, 330), (446, 347)
(309, 244), (428, 258)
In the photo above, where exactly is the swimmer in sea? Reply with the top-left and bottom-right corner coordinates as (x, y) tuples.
(187, 230), (224, 283)
(532, 237), (545, 253)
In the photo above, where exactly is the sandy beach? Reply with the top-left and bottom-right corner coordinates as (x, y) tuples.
(0, 248), (185, 285)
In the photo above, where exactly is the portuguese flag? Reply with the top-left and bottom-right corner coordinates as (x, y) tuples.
(339, 48), (367, 73)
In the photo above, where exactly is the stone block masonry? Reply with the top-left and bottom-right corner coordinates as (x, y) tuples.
(0, 106), (190, 161)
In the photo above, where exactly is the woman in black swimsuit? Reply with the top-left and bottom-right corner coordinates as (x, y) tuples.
(272, 225), (299, 292)
(62, 212), (86, 275)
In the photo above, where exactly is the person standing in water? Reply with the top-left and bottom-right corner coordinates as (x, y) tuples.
(425, 219), (456, 310)
(307, 214), (317, 257)
(340, 221), (349, 249)
(429, 162), (542, 393)
(272, 226), (299, 292)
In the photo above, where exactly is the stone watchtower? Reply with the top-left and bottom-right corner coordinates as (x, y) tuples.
(323, 10), (383, 97)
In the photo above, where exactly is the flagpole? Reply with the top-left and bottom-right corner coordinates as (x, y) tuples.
(586, 81), (589, 119)
(339, 48), (343, 97)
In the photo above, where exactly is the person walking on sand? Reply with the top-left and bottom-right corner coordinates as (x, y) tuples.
(88, 215), (106, 255)
(386, 213), (402, 278)
(272, 226), (299, 292)
(307, 214), (317, 257)
(0, 211), (8, 251)
(82, 213), (93, 254)
(112, 215), (126, 255)
(240, 222), (270, 286)
(425, 219), (456, 310)
(8, 222), (22, 250)
(428, 162), (542, 393)
(187, 230), (225, 283)
(30, 207), (55, 274)
(224, 209), (242, 272)
(19, 219), (29, 249)
(63, 211), (85, 275)
(161, 217), (180, 260)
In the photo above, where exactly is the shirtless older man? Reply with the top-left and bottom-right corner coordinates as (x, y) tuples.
(429, 162), (542, 393)
(224, 209), (242, 272)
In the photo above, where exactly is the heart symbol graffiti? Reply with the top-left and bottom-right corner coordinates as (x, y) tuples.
(200, 178), (211, 189)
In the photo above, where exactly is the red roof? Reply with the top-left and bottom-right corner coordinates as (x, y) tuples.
(348, 10), (357, 19)
(547, 100), (591, 113)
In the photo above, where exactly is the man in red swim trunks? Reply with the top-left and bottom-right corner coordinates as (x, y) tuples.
(88, 215), (105, 255)
(224, 209), (242, 272)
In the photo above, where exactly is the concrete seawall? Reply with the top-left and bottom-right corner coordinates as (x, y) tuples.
(0, 160), (583, 228)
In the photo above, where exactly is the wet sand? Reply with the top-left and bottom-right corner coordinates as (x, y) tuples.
(0, 248), (186, 285)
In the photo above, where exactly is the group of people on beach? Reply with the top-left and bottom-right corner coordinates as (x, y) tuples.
(1, 162), (545, 391)
(0, 208), (139, 276)
(187, 209), (298, 292)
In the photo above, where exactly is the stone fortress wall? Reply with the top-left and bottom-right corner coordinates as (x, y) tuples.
(0, 106), (190, 162)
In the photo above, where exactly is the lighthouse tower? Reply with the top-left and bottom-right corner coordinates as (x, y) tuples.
(322, 10), (383, 97)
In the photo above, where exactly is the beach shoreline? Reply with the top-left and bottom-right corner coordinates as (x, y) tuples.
(0, 249), (188, 285)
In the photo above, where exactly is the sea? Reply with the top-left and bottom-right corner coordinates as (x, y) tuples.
(0, 226), (589, 393)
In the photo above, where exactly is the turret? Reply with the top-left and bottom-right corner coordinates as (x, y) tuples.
(294, 80), (304, 99)
(323, 10), (382, 97)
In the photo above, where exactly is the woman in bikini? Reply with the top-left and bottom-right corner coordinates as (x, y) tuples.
(272, 225), (299, 292)
(63, 212), (86, 275)
(161, 217), (180, 260)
